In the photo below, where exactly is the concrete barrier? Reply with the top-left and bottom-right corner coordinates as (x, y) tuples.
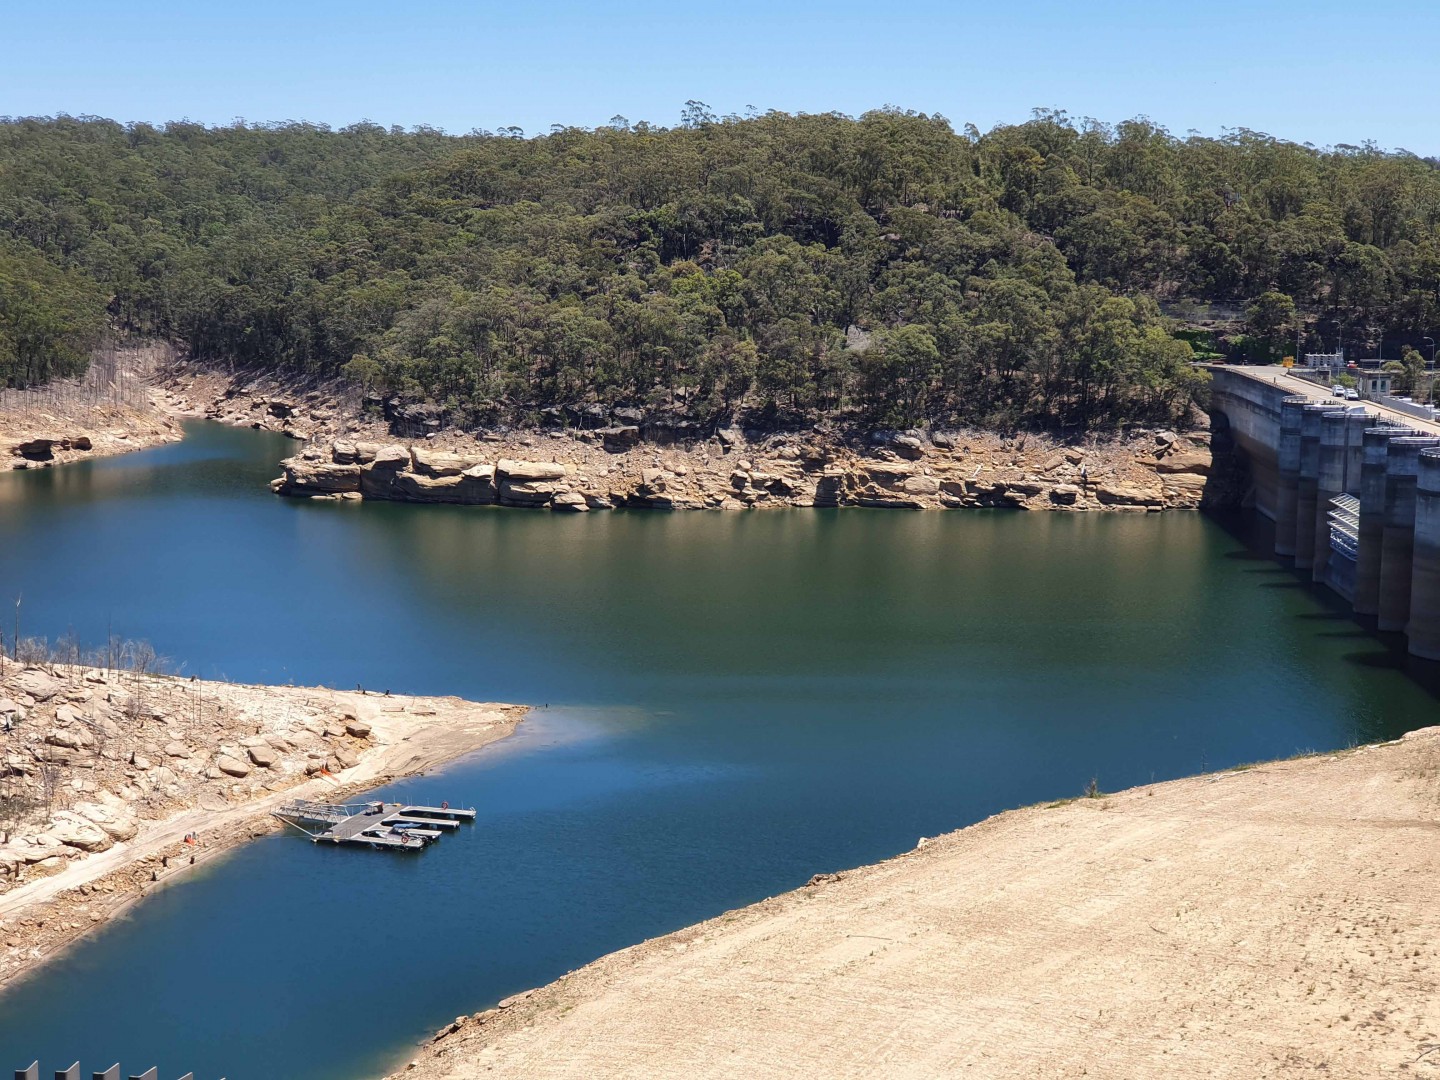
(1312, 409), (1372, 583)
(1296, 405), (1345, 568)
(1355, 426), (1416, 616)
(1378, 437), (1440, 632)
(1275, 397), (1306, 555)
(1408, 448), (1440, 660)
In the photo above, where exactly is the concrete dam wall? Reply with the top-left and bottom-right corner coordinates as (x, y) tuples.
(1211, 368), (1440, 661)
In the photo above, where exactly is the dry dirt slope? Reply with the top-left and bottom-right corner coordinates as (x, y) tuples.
(393, 728), (1440, 1080)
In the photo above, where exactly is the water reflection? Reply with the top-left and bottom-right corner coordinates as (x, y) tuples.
(0, 422), (1435, 1077)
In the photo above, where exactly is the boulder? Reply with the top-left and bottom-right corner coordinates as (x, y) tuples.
(247, 744), (279, 768)
(215, 754), (251, 778)
(74, 802), (138, 842)
(344, 720), (372, 738)
(360, 463), (401, 498)
(14, 670), (61, 701)
(1152, 447), (1211, 475)
(14, 437), (56, 460)
(389, 402), (444, 433)
(583, 493), (614, 510)
(499, 479), (561, 507)
(496, 459), (568, 483)
(1005, 480), (1047, 496)
(280, 459), (362, 494)
(71, 435), (92, 451)
(332, 746), (361, 770)
(163, 741), (191, 759)
(812, 472), (845, 507)
(45, 727), (94, 751)
(858, 463), (914, 488)
(456, 464), (498, 504)
(891, 435), (924, 460)
(392, 471), (464, 502)
(901, 476), (940, 496)
(756, 474), (795, 496)
(1049, 484), (1081, 505)
(370, 444), (411, 471)
(551, 492), (590, 512)
(930, 432), (955, 450)
(599, 426), (641, 452)
(411, 448), (479, 477)
(611, 407), (644, 426)
(331, 440), (360, 464)
(47, 811), (113, 853)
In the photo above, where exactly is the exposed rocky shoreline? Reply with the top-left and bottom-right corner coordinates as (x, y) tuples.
(0, 663), (524, 989)
(4, 358), (1227, 512)
(1, 397), (181, 471)
(275, 423), (1223, 513)
(1, 344), (184, 471)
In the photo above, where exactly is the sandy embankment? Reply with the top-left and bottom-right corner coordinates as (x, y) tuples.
(396, 727), (1440, 1080)
(0, 665), (524, 989)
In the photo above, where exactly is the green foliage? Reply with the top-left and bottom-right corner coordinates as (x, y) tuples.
(0, 242), (106, 386)
(1398, 346), (1427, 394)
(1244, 290), (1297, 363)
(5, 109), (1440, 429)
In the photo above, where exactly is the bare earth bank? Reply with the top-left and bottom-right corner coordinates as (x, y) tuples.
(0, 344), (184, 470)
(0, 664), (525, 990)
(391, 727), (1440, 1080)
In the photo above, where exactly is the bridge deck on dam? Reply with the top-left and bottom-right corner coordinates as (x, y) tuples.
(1214, 365), (1440, 436)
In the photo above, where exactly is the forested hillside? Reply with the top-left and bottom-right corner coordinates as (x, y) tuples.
(4, 108), (1440, 431)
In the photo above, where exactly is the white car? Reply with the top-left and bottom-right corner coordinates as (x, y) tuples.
(1344, 388), (1359, 400)
(1332, 385), (1345, 396)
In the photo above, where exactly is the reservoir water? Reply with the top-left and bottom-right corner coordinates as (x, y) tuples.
(0, 422), (1435, 1077)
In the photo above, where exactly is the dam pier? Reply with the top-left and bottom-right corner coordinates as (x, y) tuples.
(1211, 366), (1440, 660)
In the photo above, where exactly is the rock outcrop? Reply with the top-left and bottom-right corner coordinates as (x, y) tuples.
(274, 425), (1217, 514)
(0, 663), (381, 896)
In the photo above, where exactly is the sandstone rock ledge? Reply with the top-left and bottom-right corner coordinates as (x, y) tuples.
(274, 427), (1221, 513)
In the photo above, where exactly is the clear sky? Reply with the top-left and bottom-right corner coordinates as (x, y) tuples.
(4, 0), (1438, 151)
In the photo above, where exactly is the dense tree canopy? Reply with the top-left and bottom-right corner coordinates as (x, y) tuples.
(4, 107), (1440, 429)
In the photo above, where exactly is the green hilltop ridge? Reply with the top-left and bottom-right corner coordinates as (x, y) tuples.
(3, 107), (1439, 430)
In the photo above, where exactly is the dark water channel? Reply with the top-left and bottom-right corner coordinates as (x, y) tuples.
(0, 422), (1434, 1077)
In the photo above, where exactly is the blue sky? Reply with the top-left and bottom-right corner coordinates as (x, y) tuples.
(4, 0), (1438, 150)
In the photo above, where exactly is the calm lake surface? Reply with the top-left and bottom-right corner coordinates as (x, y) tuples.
(0, 422), (1435, 1077)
